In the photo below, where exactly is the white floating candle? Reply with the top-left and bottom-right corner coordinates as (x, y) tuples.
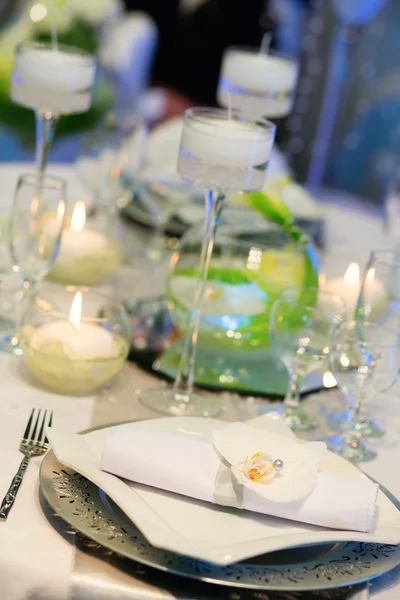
(218, 49), (298, 119)
(180, 118), (273, 169)
(60, 201), (110, 256)
(29, 290), (116, 361)
(12, 45), (96, 114)
(322, 263), (384, 317)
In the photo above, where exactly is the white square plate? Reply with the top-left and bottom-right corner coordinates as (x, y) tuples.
(47, 416), (400, 566)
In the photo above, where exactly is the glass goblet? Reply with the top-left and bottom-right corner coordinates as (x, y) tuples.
(12, 41), (96, 178)
(140, 107), (276, 417)
(8, 173), (67, 353)
(325, 320), (400, 462)
(269, 286), (346, 431)
(355, 249), (400, 436)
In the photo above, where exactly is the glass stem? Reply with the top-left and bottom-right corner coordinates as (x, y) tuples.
(283, 370), (303, 409)
(35, 110), (58, 178)
(341, 393), (358, 440)
(173, 189), (225, 401)
(12, 278), (33, 352)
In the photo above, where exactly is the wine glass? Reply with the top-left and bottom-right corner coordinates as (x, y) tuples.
(11, 41), (96, 178)
(7, 173), (67, 353)
(140, 107), (276, 416)
(217, 46), (299, 120)
(269, 287), (346, 431)
(356, 249), (400, 435)
(326, 320), (400, 462)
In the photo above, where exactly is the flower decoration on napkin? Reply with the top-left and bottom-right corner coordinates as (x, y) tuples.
(213, 422), (326, 503)
(236, 452), (282, 482)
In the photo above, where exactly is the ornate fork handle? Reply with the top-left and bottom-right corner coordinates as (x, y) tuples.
(0, 454), (30, 520)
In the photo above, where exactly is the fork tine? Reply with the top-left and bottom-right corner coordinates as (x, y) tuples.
(44, 411), (53, 447)
(23, 409), (34, 443)
(29, 409), (41, 443)
(37, 409), (47, 445)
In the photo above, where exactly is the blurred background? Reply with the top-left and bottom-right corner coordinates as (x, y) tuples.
(0, 0), (398, 203)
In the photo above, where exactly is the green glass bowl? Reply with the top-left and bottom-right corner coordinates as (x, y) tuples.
(166, 220), (319, 354)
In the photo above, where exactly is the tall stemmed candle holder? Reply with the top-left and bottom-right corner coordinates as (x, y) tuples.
(11, 41), (96, 177)
(218, 46), (298, 120)
(140, 108), (275, 416)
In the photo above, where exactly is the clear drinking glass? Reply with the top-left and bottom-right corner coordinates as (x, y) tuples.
(217, 46), (299, 119)
(7, 173), (67, 352)
(269, 287), (346, 431)
(326, 320), (400, 462)
(140, 107), (276, 416)
(11, 41), (96, 179)
(356, 249), (400, 435)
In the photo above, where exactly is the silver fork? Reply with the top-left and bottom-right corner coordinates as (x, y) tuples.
(0, 408), (53, 520)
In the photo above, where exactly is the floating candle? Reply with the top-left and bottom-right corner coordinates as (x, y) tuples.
(218, 49), (298, 119)
(60, 201), (110, 256)
(29, 290), (117, 361)
(12, 44), (96, 114)
(47, 201), (120, 286)
(322, 263), (384, 317)
(180, 118), (273, 169)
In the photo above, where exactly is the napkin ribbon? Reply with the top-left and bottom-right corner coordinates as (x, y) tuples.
(213, 459), (243, 509)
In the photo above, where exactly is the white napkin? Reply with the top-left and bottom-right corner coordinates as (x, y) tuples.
(100, 420), (378, 533)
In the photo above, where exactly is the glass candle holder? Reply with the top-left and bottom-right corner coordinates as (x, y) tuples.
(47, 201), (122, 287)
(19, 285), (130, 395)
(12, 41), (96, 179)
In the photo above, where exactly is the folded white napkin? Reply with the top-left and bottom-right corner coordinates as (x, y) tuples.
(100, 420), (378, 533)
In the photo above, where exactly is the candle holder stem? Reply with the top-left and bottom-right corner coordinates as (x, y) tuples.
(173, 189), (225, 400)
(35, 110), (58, 177)
(139, 189), (224, 417)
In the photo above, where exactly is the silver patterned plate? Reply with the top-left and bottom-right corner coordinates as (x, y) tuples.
(40, 436), (400, 592)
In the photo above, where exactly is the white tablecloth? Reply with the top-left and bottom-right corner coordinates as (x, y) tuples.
(0, 164), (398, 599)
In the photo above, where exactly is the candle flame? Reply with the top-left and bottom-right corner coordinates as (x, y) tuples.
(30, 3), (47, 22)
(70, 201), (86, 233)
(366, 267), (375, 283)
(69, 291), (82, 330)
(344, 262), (359, 287)
(323, 371), (337, 388)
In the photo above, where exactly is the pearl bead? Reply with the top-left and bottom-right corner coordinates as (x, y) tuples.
(273, 459), (284, 472)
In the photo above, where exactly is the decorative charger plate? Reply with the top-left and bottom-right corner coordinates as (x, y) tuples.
(40, 422), (400, 592)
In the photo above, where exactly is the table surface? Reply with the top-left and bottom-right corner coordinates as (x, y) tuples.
(0, 163), (399, 600)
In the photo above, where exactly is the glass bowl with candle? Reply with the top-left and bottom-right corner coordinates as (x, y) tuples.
(47, 199), (122, 287)
(19, 285), (130, 395)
